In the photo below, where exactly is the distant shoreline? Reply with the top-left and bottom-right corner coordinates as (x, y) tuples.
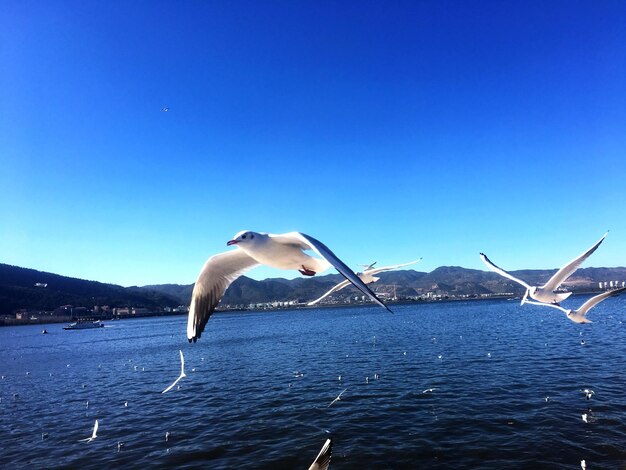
(2, 290), (610, 328)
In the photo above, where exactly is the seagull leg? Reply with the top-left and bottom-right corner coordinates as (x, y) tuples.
(299, 266), (316, 276)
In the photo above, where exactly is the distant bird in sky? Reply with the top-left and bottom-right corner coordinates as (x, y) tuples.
(307, 258), (421, 305)
(480, 232), (607, 305)
(422, 388), (436, 394)
(162, 350), (186, 393)
(328, 388), (348, 408)
(523, 287), (626, 323)
(309, 438), (332, 470)
(187, 231), (391, 342)
(161, 106), (169, 112)
(78, 419), (98, 443)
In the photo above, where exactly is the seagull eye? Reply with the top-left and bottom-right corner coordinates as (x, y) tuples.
(242, 235), (247, 239)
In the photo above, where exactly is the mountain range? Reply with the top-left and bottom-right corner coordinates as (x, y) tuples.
(2, 262), (625, 315)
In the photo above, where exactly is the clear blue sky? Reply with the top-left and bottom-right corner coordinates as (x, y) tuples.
(1, 1), (625, 287)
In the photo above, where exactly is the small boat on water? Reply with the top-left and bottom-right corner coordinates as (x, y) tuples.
(63, 321), (104, 330)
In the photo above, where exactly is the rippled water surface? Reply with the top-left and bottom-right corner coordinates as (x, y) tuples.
(2, 298), (626, 469)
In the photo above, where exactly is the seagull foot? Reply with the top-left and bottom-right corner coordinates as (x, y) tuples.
(299, 266), (316, 276)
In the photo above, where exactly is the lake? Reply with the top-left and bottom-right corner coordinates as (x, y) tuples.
(1, 297), (626, 469)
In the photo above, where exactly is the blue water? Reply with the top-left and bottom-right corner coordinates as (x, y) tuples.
(2, 298), (626, 469)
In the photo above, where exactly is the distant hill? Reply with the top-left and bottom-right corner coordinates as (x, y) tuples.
(144, 265), (626, 306)
(2, 262), (626, 315)
(0, 264), (180, 314)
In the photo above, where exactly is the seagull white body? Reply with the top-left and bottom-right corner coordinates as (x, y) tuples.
(162, 350), (186, 393)
(523, 287), (626, 324)
(328, 388), (348, 408)
(480, 232), (607, 305)
(307, 258), (421, 305)
(187, 231), (391, 342)
(582, 413), (588, 423)
(582, 389), (595, 400)
(79, 419), (98, 443)
(309, 438), (333, 470)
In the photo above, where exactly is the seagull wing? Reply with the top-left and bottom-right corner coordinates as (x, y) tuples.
(576, 287), (626, 315)
(327, 388), (348, 407)
(92, 419), (98, 439)
(162, 350), (186, 394)
(522, 299), (569, 314)
(367, 258), (422, 275)
(187, 249), (259, 342)
(480, 253), (532, 289)
(307, 279), (352, 306)
(289, 232), (392, 312)
(542, 232), (608, 291)
(309, 438), (333, 470)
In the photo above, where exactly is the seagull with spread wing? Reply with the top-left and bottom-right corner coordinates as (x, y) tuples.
(523, 287), (626, 323)
(480, 232), (607, 305)
(187, 231), (391, 342)
(327, 387), (348, 408)
(307, 258), (422, 306)
(78, 419), (98, 443)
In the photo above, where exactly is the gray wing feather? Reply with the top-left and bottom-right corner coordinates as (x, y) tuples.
(368, 258), (422, 275)
(480, 253), (532, 289)
(187, 250), (259, 342)
(296, 233), (392, 312)
(543, 233), (608, 291)
(308, 279), (352, 305)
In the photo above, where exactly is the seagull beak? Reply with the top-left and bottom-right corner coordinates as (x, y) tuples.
(227, 239), (238, 246)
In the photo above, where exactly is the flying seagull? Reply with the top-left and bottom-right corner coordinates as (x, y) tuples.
(307, 258), (422, 305)
(523, 287), (626, 323)
(328, 388), (348, 408)
(78, 419), (98, 443)
(162, 350), (186, 393)
(309, 438), (333, 470)
(480, 232), (607, 305)
(187, 231), (391, 342)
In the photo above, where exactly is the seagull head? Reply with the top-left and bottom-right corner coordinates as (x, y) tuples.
(227, 230), (258, 246)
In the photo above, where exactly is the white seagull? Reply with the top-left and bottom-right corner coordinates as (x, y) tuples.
(328, 388), (348, 408)
(309, 438), (333, 470)
(480, 232), (607, 305)
(582, 389), (595, 400)
(78, 419), (98, 443)
(523, 287), (626, 324)
(162, 350), (186, 393)
(187, 231), (392, 342)
(307, 258), (422, 305)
